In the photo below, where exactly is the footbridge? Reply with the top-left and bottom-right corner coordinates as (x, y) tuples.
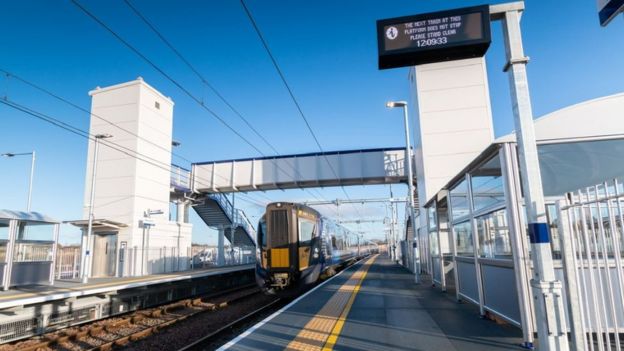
(191, 147), (414, 193)
(172, 147), (417, 247)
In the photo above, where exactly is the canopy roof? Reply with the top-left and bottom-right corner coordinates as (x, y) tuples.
(496, 92), (624, 144)
(0, 210), (58, 223)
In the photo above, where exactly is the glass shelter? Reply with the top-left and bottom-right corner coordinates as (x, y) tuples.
(0, 210), (60, 290)
(420, 135), (624, 346)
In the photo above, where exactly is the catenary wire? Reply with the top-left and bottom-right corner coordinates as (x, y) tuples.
(122, 0), (328, 204)
(72, 0), (330, 205)
(239, 0), (361, 217)
(0, 97), (268, 209)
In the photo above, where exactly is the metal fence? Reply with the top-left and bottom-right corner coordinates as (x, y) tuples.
(189, 244), (256, 268)
(557, 179), (624, 351)
(55, 246), (81, 279)
(54, 244), (255, 280)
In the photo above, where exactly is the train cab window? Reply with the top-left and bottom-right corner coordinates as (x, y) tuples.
(298, 218), (315, 243)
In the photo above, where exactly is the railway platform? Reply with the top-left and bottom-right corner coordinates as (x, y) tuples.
(222, 255), (525, 351)
(0, 264), (254, 344)
(0, 264), (254, 309)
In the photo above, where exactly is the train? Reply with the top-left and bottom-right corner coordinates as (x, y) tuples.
(255, 202), (378, 296)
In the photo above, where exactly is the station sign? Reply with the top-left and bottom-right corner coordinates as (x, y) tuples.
(377, 5), (491, 69)
(597, 0), (624, 26)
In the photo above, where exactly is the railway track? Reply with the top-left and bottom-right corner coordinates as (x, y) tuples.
(176, 298), (284, 351)
(0, 284), (264, 351)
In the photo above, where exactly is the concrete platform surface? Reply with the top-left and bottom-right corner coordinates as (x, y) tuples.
(0, 264), (254, 309)
(222, 255), (524, 351)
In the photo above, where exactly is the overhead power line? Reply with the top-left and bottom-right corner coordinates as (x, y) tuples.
(0, 68), (193, 165)
(239, 0), (360, 215)
(71, 0), (330, 205)
(0, 97), (268, 209)
(69, 0), (263, 156)
(122, 0), (327, 203)
(122, 0), (276, 156)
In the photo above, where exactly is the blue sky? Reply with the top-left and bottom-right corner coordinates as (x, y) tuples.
(1, 1), (623, 244)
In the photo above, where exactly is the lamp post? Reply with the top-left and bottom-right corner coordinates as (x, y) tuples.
(1, 151), (36, 212)
(82, 133), (113, 283)
(386, 101), (419, 283)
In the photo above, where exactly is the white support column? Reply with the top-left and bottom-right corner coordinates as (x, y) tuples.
(218, 226), (225, 266)
(501, 8), (568, 350)
(501, 142), (535, 347)
(3, 219), (17, 291)
(49, 223), (60, 285)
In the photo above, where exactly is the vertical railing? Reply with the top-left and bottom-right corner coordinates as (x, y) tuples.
(170, 164), (191, 190)
(557, 179), (624, 351)
(208, 193), (256, 244)
(55, 246), (81, 279)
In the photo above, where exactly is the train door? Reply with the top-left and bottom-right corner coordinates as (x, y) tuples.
(297, 217), (315, 271)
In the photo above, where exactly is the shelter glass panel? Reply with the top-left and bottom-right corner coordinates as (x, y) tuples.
(537, 138), (624, 197)
(471, 154), (505, 212)
(427, 206), (437, 230)
(476, 209), (512, 259)
(17, 222), (55, 241)
(450, 179), (470, 220)
(13, 242), (53, 262)
(0, 219), (9, 241)
(429, 229), (439, 256)
(454, 221), (474, 256)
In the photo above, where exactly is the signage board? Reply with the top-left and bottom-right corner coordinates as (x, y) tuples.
(377, 5), (491, 69)
(598, 0), (624, 26)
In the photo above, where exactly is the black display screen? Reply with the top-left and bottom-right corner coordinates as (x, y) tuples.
(377, 5), (491, 69)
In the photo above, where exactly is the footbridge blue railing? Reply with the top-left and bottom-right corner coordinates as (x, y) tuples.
(208, 192), (256, 239)
(171, 164), (256, 244)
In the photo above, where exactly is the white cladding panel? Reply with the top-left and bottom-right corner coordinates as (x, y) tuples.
(193, 149), (409, 193)
(84, 79), (173, 224)
(79, 79), (197, 277)
(410, 57), (494, 216)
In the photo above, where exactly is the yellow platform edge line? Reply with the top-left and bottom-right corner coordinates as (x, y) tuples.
(322, 254), (377, 351)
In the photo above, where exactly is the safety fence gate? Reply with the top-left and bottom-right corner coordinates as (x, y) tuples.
(557, 179), (624, 351)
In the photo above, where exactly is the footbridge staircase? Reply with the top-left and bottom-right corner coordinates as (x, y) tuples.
(170, 165), (256, 247)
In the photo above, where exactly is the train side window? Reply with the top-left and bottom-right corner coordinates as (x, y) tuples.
(299, 218), (315, 242)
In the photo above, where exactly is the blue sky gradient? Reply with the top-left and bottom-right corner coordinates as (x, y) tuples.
(1, 1), (623, 244)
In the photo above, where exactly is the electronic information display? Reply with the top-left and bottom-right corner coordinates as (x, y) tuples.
(377, 5), (491, 69)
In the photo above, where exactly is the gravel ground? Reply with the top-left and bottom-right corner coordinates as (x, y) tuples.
(120, 293), (278, 351)
(0, 286), (263, 351)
